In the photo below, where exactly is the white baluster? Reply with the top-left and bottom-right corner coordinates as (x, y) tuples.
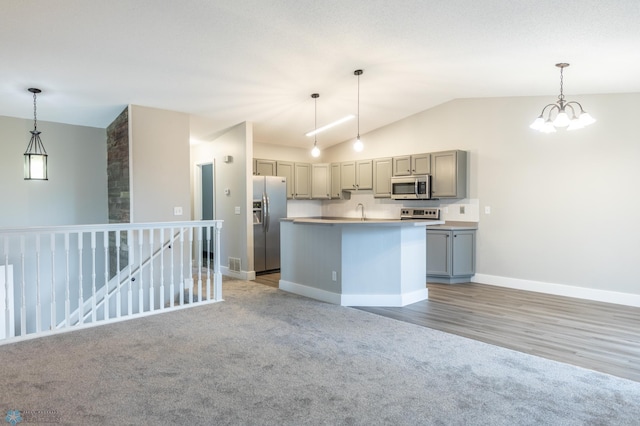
(35, 234), (42, 333)
(149, 229), (155, 312)
(20, 236), (26, 336)
(3, 236), (13, 338)
(91, 231), (97, 323)
(192, 226), (203, 302)
(206, 225), (211, 301)
(169, 227), (175, 308)
(138, 229), (143, 314)
(159, 228), (165, 310)
(50, 233), (56, 330)
(127, 230), (133, 316)
(115, 230), (121, 319)
(214, 222), (223, 301)
(64, 233), (70, 327)
(187, 227), (193, 304)
(77, 232), (84, 325)
(103, 230), (109, 321)
(179, 228), (185, 305)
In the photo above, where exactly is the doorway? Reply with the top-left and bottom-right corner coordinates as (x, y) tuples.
(197, 162), (215, 264)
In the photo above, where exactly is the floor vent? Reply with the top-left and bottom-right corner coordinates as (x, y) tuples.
(228, 257), (241, 272)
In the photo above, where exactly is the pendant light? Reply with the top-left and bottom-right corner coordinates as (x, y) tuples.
(310, 93), (320, 157)
(530, 63), (596, 133)
(24, 88), (48, 180)
(353, 69), (364, 152)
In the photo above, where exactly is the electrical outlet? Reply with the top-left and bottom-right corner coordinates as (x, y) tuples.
(459, 205), (465, 214)
(485, 206), (491, 214)
(332, 271), (337, 281)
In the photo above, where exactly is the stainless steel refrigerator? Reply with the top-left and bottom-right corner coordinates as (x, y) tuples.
(253, 176), (287, 274)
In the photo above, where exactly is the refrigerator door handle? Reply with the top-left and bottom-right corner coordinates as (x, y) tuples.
(263, 193), (270, 233)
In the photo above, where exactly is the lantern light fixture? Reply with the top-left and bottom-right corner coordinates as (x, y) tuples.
(24, 88), (48, 180)
(530, 63), (596, 133)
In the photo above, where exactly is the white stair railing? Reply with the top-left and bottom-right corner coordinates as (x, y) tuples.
(0, 220), (223, 344)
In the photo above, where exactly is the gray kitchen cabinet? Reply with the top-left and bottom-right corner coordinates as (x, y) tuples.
(311, 163), (331, 199)
(427, 229), (476, 284)
(254, 159), (276, 176)
(294, 162), (311, 199)
(330, 163), (350, 199)
(276, 161), (294, 199)
(373, 157), (392, 198)
(341, 160), (373, 191)
(430, 150), (467, 198)
(392, 153), (431, 176)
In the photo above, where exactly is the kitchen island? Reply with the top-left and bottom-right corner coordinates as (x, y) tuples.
(279, 217), (444, 307)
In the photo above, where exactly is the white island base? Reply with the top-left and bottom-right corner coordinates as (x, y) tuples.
(279, 218), (442, 307)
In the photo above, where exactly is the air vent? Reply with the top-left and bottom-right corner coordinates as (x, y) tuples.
(228, 257), (241, 272)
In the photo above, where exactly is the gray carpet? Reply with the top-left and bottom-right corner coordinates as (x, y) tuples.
(1, 279), (639, 425)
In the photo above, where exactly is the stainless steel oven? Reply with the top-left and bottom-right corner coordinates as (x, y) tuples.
(391, 175), (431, 200)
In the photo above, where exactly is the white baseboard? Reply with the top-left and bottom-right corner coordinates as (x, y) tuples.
(472, 274), (640, 307)
(220, 267), (254, 281)
(279, 280), (428, 307)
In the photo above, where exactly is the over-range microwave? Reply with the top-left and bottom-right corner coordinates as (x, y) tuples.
(390, 175), (431, 200)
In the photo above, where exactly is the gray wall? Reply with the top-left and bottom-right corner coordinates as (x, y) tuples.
(0, 115), (108, 227)
(130, 105), (191, 223)
(323, 93), (640, 301)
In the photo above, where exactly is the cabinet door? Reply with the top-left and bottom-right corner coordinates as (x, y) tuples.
(431, 150), (467, 198)
(330, 163), (342, 198)
(276, 161), (294, 199)
(452, 231), (475, 277)
(294, 162), (311, 199)
(356, 160), (373, 190)
(412, 153), (431, 175)
(311, 163), (331, 199)
(255, 159), (276, 176)
(427, 230), (451, 276)
(341, 162), (356, 190)
(392, 156), (411, 176)
(373, 158), (392, 198)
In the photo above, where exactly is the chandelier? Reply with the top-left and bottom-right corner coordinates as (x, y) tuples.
(529, 63), (596, 133)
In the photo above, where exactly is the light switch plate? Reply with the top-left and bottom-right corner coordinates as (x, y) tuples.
(234, 206), (241, 215)
(173, 206), (183, 216)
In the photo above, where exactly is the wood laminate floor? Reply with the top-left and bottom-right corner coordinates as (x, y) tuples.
(254, 273), (640, 382)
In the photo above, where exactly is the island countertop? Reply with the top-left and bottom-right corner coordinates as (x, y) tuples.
(283, 217), (445, 226)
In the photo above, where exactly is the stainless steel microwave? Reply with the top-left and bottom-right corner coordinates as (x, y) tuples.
(390, 175), (431, 200)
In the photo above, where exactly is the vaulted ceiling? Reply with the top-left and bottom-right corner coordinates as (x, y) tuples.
(2, 0), (639, 149)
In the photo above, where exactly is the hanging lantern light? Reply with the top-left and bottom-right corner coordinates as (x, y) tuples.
(24, 88), (48, 180)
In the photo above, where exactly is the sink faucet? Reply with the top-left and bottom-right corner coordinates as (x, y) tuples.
(356, 203), (365, 221)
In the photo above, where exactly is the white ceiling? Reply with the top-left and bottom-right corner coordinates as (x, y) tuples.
(2, 0), (639, 150)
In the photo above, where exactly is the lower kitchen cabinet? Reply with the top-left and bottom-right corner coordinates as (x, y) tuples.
(427, 228), (476, 284)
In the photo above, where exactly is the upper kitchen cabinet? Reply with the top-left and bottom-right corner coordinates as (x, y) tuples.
(392, 153), (431, 176)
(311, 163), (331, 199)
(373, 157), (392, 198)
(341, 160), (373, 191)
(276, 161), (294, 199)
(294, 162), (312, 199)
(430, 150), (467, 199)
(254, 159), (276, 176)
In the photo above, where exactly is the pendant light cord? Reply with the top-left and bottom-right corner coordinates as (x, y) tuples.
(33, 91), (38, 131)
(357, 72), (360, 139)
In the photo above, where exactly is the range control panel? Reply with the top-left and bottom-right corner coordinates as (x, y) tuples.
(400, 207), (440, 220)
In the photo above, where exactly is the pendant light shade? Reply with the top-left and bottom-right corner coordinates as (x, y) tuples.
(310, 93), (321, 157)
(353, 69), (364, 152)
(530, 63), (595, 133)
(24, 88), (48, 180)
